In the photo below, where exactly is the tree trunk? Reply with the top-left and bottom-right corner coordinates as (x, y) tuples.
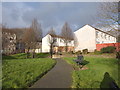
(65, 41), (68, 52)
(32, 49), (35, 58)
(50, 44), (53, 58)
(26, 47), (30, 58)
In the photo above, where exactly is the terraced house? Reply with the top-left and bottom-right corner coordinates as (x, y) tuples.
(42, 34), (74, 53)
(41, 24), (117, 53)
(74, 24), (117, 52)
(2, 28), (17, 54)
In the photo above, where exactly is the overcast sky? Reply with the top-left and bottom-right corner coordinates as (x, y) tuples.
(2, 2), (100, 35)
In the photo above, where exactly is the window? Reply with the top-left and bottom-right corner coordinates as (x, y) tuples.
(96, 41), (100, 44)
(68, 40), (71, 43)
(53, 38), (57, 42)
(108, 36), (110, 40)
(96, 31), (99, 38)
(102, 33), (105, 38)
(60, 39), (63, 42)
(101, 33), (103, 38)
(105, 34), (107, 39)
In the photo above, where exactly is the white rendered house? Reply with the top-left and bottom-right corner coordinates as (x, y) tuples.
(74, 24), (116, 52)
(42, 34), (74, 53)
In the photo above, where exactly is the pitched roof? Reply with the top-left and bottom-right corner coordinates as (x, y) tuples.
(75, 24), (116, 37)
(87, 24), (116, 37)
(49, 34), (74, 40)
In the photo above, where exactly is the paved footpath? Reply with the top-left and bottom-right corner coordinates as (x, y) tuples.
(30, 58), (73, 88)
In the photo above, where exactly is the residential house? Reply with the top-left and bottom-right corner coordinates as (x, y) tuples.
(74, 24), (116, 52)
(42, 34), (74, 53)
(2, 28), (17, 54)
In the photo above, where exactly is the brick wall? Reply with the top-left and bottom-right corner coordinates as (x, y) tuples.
(96, 43), (120, 51)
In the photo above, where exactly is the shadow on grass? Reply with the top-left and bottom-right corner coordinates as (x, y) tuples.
(100, 72), (119, 89)
(2, 53), (50, 60)
(81, 60), (89, 66)
(73, 59), (89, 70)
(2, 54), (17, 60)
(79, 60), (90, 69)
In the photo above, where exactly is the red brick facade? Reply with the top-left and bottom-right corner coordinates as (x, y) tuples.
(96, 43), (120, 51)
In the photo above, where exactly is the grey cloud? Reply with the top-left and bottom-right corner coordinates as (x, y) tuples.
(2, 2), (99, 36)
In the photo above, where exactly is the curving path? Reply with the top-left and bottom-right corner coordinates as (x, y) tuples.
(30, 58), (73, 88)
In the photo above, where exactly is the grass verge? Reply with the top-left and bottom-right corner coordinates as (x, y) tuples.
(2, 58), (56, 88)
(63, 56), (119, 88)
(2, 53), (50, 60)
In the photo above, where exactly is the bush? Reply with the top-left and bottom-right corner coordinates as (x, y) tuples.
(116, 52), (120, 59)
(82, 49), (88, 54)
(75, 50), (82, 55)
(68, 51), (75, 54)
(94, 49), (102, 55)
(35, 53), (50, 58)
(100, 46), (116, 53)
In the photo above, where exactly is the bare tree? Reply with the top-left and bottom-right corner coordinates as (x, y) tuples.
(61, 22), (74, 52)
(47, 27), (56, 58)
(31, 19), (43, 56)
(47, 27), (56, 35)
(97, 2), (120, 42)
(97, 2), (120, 60)
(22, 19), (42, 58)
(74, 33), (79, 49)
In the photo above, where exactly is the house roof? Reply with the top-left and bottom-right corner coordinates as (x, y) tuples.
(49, 34), (74, 40)
(89, 25), (116, 37)
(87, 24), (116, 37)
(74, 24), (116, 37)
(2, 28), (16, 34)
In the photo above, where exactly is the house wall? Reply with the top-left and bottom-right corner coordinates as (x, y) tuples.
(96, 30), (116, 44)
(35, 49), (41, 53)
(96, 43), (120, 51)
(42, 34), (51, 53)
(42, 34), (74, 53)
(2, 32), (17, 54)
(56, 38), (74, 47)
(74, 25), (96, 52)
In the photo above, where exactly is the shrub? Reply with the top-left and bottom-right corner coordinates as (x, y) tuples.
(82, 49), (88, 54)
(75, 50), (82, 55)
(35, 53), (50, 58)
(116, 52), (120, 59)
(100, 46), (116, 53)
(68, 51), (75, 54)
(94, 49), (101, 55)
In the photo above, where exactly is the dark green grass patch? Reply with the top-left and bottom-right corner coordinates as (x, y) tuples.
(2, 53), (50, 60)
(2, 58), (56, 88)
(64, 56), (119, 88)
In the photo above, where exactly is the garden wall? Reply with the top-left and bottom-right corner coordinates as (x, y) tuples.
(96, 43), (120, 51)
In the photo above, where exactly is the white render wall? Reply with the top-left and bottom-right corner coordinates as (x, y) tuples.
(42, 34), (74, 53)
(74, 24), (117, 52)
(55, 38), (74, 47)
(42, 34), (51, 52)
(42, 25), (117, 53)
(74, 25), (96, 52)
(35, 49), (41, 53)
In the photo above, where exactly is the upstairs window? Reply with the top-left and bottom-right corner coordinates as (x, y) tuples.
(60, 39), (63, 42)
(96, 31), (99, 38)
(105, 34), (107, 39)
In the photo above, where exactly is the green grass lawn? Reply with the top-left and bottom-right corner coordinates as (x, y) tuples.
(2, 53), (50, 60)
(64, 56), (119, 88)
(2, 53), (56, 88)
